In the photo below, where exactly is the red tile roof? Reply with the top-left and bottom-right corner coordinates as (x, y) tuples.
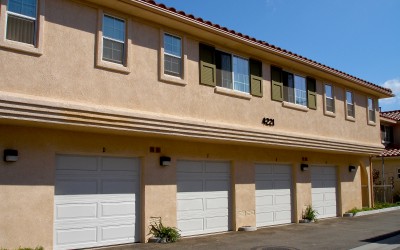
(380, 110), (400, 121)
(139, 0), (392, 96)
(379, 147), (400, 157)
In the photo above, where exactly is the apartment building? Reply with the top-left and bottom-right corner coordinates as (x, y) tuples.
(0, 0), (393, 249)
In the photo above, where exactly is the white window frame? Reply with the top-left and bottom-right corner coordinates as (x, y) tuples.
(163, 33), (182, 77)
(0, 0), (44, 55)
(367, 97), (376, 125)
(293, 74), (307, 106)
(159, 29), (187, 85)
(324, 84), (336, 117)
(281, 70), (309, 111)
(95, 9), (131, 74)
(102, 14), (125, 65)
(345, 90), (355, 121)
(215, 49), (250, 94)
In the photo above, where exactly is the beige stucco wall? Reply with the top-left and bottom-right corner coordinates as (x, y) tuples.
(0, 124), (366, 248)
(0, 0), (382, 149)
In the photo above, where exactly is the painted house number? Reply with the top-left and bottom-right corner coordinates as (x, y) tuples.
(262, 117), (274, 126)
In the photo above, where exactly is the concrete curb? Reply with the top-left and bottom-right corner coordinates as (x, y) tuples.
(354, 206), (400, 217)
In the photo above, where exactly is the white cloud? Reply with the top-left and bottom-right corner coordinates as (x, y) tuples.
(379, 78), (400, 111)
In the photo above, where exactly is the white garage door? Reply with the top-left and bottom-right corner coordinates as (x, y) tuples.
(54, 155), (140, 250)
(255, 164), (292, 227)
(311, 165), (337, 219)
(177, 160), (230, 236)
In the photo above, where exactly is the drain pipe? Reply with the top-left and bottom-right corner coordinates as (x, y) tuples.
(369, 155), (374, 208)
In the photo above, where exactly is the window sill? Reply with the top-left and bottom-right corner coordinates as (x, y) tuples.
(345, 116), (356, 122)
(324, 111), (336, 118)
(368, 120), (377, 126)
(0, 39), (43, 56)
(160, 73), (187, 86)
(282, 101), (308, 112)
(96, 60), (130, 74)
(214, 86), (251, 100)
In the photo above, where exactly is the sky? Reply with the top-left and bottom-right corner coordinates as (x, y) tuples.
(158, 0), (400, 111)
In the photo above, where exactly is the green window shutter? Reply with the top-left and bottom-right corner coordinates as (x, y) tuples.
(250, 59), (263, 97)
(307, 77), (317, 109)
(271, 66), (283, 102)
(199, 43), (216, 86)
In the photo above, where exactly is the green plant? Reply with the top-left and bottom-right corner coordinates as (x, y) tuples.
(302, 205), (318, 222)
(148, 220), (181, 243)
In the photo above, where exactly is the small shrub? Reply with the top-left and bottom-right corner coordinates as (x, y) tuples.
(148, 220), (181, 243)
(302, 205), (318, 222)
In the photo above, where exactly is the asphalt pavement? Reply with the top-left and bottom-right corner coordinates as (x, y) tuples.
(97, 210), (400, 250)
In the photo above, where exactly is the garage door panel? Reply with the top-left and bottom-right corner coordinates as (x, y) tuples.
(205, 162), (230, 173)
(101, 157), (139, 172)
(56, 179), (98, 195)
(101, 180), (136, 194)
(256, 181), (273, 190)
(177, 161), (203, 172)
(257, 212), (273, 224)
(256, 195), (273, 206)
(101, 201), (136, 217)
(177, 198), (203, 211)
(101, 223), (135, 241)
(275, 194), (291, 204)
(177, 180), (203, 192)
(205, 197), (228, 210)
(205, 216), (228, 229)
(256, 165), (273, 174)
(255, 164), (292, 227)
(275, 210), (291, 221)
(312, 193), (324, 202)
(205, 180), (229, 191)
(56, 203), (97, 221)
(56, 227), (97, 245)
(56, 155), (98, 172)
(274, 180), (291, 189)
(178, 218), (204, 233)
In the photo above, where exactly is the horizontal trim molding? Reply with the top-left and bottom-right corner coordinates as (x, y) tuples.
(0, 91), (383, 155)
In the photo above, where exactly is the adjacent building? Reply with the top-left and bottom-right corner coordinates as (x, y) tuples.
(0, 0), (394, 249)
(372, 111), (400, 202)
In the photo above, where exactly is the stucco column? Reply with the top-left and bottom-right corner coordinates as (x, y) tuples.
(295, 163), (311, 222)
(338, 163), (363, 215)
(232, 160), (255, 230)
(142, 153), (177, 242)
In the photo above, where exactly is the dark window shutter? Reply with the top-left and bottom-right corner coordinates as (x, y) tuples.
(199, 43), (216, 86)
(271, 66), (283, 101)
(250, 59), (263, 97)
(307, 77), (317, 109)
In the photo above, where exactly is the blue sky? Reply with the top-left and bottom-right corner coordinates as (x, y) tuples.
(159, 0), (400, 111)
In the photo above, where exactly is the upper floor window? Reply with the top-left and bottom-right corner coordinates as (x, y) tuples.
(270, 66), (316, 110)
(6, 0), (37, 45)
(368, 97), (376, 123)
(164, 33), (182, 77)
(380, 125), (393, 144)
(346, 91), (355, 118)
(283, 72), (307, 106)
(325, 84), (335, 113)
(216, 51), (249, 93)
(199, 43), (263, 97)
(102, 14), (125, 64)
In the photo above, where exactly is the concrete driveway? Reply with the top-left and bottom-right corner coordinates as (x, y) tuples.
(100, 210), (400, 250)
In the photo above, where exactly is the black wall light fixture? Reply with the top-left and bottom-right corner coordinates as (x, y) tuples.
(349, 165), (356, 172)
(300, 164), (309, 171)
(160, 156), (171, 166)
(4, 149), (18, 162)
